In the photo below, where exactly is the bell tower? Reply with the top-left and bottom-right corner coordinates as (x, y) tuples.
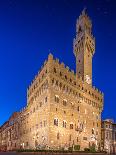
(73, 9), (95, 85)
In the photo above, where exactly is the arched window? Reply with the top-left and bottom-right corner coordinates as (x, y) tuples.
(54, 118), (58, 126)
(92, 129), (94, 134)
(55, 95), (59, 103)
(63, 99), (67, 106)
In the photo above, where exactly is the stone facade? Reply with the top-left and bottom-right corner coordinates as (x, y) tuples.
(0, 9), (104, 151)
(101, 119), (116, 154)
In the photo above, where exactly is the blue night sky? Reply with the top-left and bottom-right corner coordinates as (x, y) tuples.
(0, 0), (116, 126)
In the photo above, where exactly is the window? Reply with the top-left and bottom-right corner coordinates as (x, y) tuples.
(40, 122), (42, 128)
(85, 109), (87, 114)
(96, 115), (99, 120)
(36, 105), (38, 110)
(65, 75), (67, 80)
(57, 132), (60, 140)
(77, 106), (80, 112)
(92, 129), (94, 134)
(44, 120), (47, 127)
(45, 97), (47, 103)
(83, 137), (87, 140)
(54, 118), (58, 126)
(33, 107), (35, 113)
(63, 100), (67, 106)
(70, 124), (73, 129)
(69, 134), (71, 141)
(77, 137), (78, 142)
(55, 95), (59, 103)
(71, 102), (74, 108)
(97, 123), (98, 127)
(40, 102), (42, 107)
(59, 83), (62, 89)
(63, 121), (66, 128)
(26, 142), (28, 146)
(36, 124), (38, 129)
(52, 79), (54, 84)
(54, 68), (56, 73)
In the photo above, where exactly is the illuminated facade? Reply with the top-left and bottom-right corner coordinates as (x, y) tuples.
(0, 9), (104, 151)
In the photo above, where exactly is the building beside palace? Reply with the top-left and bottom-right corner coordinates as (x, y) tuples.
(0, 9), (104, 151)
(101, 119), (116, 154)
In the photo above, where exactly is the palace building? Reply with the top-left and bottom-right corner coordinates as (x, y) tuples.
(0, 9), (104, 151)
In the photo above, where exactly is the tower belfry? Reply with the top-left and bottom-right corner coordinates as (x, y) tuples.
(73, 9), (95, 85)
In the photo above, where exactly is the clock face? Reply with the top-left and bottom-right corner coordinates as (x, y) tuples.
(85, 75), (91, 84)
